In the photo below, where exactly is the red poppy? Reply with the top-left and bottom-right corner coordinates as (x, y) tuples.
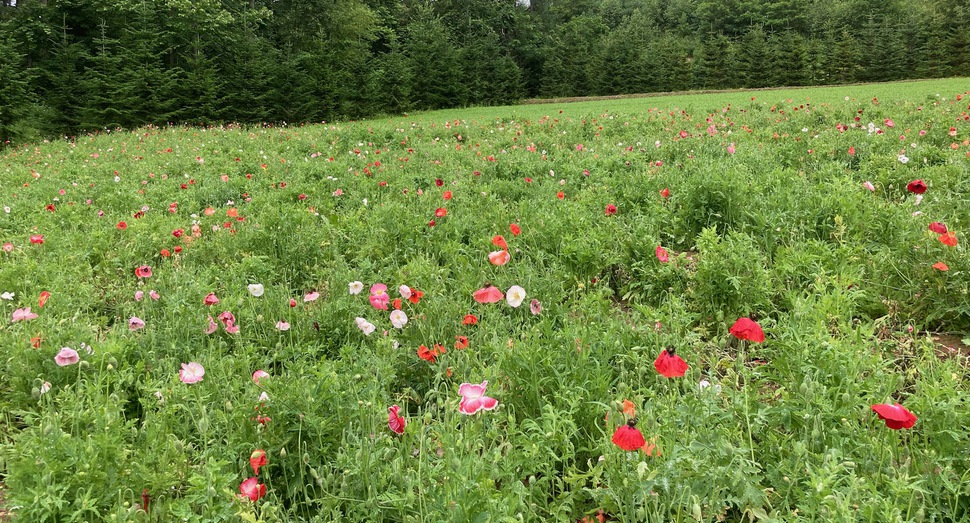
(489, 249), (510, 266)
(407, 288), (424, 304)
(443, 190), (452, 200)
(30, 336), (42, 349)
(622, 399), (636, 417)
(939, 231), (958, 247)
(729, 317), (765, 343)
(473, 285), (504, 304)
(605, 204), (617, 216)
(428, 220), (436, 227)
(38, 291), (50, 308)
(462, 314), (478, 325)
(557, 191), (565, 200)
(491, 235), (508, 250)
(435, 178), (444, 187)
(29, 234), (44, 244)
(435, 208), (447, 218)
(906, 179), (927, 194)
(654, 347), (688, 378)
(392, 298), (402, 310)
(250, 449), (267, 475)
(417, 344), (445, 363)
(226, 208), (239, 218)
(929, 222), (948, 234)
(289, 298), (297, 308)
(173, 228), (184, 238)
(612, 420), (646, 451)
(933, 262), (949, 271)
(455, 335), (469, 349)
(141, 489), (150, 513)
(45, 204), (56, 212)
(160, 249), (171, 257)
(388, 405), (406, 434)
(871, 403), (917, 429)
(174, 246), (183, 254)
(116, 221), (127, 230)
(239, 477), (266, 502)
(510, 223), (521, 236)
(135, 265), (152, 278)
(660, 188), (670, 199)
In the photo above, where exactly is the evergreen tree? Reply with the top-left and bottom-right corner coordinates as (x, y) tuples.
(739, 26), (771, 88)
(404, 9), (467, 110)
(0, 27), (31, 143)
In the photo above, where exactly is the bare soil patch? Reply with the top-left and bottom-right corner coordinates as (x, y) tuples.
(933, 333), (970, 363)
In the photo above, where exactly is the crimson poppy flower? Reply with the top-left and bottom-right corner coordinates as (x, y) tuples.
(239, 477), (266, 502)
(435, 178), (444, 187)
(729, 317), (765, 343)
(871, 403), (917, 429)
(462, 314), (478, 325)
(654, 347), (688, 378)
(45, 204), (56, 212)
(392, 298), (402, 310)
(135, 265), (152, 278)
(388, 405), (406, 434)
(141, 489), (150, 513)
(29, 234), (44, 244)
(250, 449), (267, 475)
(491, 235), (508, 250)
(160, 249), (171, 257)
(939, 231), (958, 247)
(474, 285), (504, 304)
(660, 188), (670, 199)
(407, 288), (424, 304)
(417, 344), (445, 363)
(612, 420), (646, 451)
(933, 262), (949, 271)
(605, 204), (617, 216)
(929, 222), (948, 234)
(510, 223), (521, 236)
(557, 191), (565, 200)
(455, 335), (469, 349)
(435, 207), (447, 218)
(116, 221), (127, 230)
(428, 220), (436, 227)
(174, 245), (182, 254)
(443, 190), (452, 200)
(173, 228), (184, 238)
(906, 180), (927, 194)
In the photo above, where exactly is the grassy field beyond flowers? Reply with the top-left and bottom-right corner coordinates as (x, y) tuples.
(1, 78), (969, 522)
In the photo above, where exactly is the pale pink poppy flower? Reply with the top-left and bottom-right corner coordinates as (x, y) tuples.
(2, 243), (12, 253)
(303, 291), (319, 302)
(348, 281), (364, 295)
(355, 317), (376, 336)
(398, 285), (412, 299)
(12, 307), (38, 322)
(128, 316), (146, 331)
(39, 381), (52, 395)
(863, 181), (875, 191)
(203, 293), (220, 306)
(149, 290), (159, 301)
(134, 290), (144, 302)
(55, 347), (80, 366)
(506, 286), (526, 307)
(252, 370), (269, 384)
(179, 362), (205, 384)
(217, 311), (236, 326)
(390, 310), (408, 329)
(258, 391), (269, 402)
(458, 380), (499, 415)
(727, 143), (736, 155)
(488, 250), (511, 266)
(275, 320), (290, 331)
(530, 299), (542, 315)
(205, 316), (218, 334)
(225, 323), (240, 334)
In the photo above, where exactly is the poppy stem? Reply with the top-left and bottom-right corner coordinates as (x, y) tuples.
(738, 340), (756, 464)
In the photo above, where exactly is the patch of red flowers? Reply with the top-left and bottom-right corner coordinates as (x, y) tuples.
(417, 344), (446, 363)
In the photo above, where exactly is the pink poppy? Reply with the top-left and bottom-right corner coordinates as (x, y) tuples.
(530, 299), (542, 315)
(488, 250), (511, 266)
(203, 293), (220, 306)
(12, 307), (38, 322)
(179, 362), (205, 384)
(149, 290), (159, 301)
(55, 347), (80, 366)
(275, 320), (290, 331)
(238, 477), (266, 502)
(369, 284), (389, 310)
(252, 370), (269, 384)
(134, 290), (144, 302)
(129, 316), (146, 331)
(29, 234), (44, 244)
(398, 285), (412, 299)
(871, 403), (917, 429)
(304, 291), (319, 302)
(928, 222), (948, 234)
(225, 323), (240, 334)
(473, 285), (504, 304)
(134, 265), (152, 278)
(655, 246), (669, 263)
(2, 243), (12, 252)
(390, 310), (408, 329)
(205, 316), (218, 334)
(217, 311), (236, 326)
(458, 380), (499, 415)
(355, 317), (375, 336)
(863, 181), (875, 191)
(388, 405), (406, 434)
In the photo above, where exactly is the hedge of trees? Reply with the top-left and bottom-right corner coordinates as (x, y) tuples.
(1, 0), (968, 143)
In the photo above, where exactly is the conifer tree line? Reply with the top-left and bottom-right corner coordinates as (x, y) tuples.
(1, 0), (968, 143)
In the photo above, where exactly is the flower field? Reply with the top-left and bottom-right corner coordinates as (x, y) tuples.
(1, 78), (969, 522)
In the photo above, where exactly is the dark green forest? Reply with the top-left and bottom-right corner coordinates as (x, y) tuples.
(1, 0), (969, 142)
